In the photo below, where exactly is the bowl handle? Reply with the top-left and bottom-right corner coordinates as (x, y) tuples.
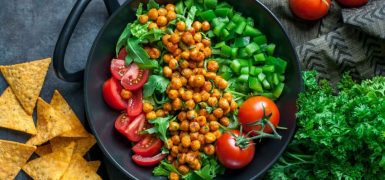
(53, 0), (120, 82)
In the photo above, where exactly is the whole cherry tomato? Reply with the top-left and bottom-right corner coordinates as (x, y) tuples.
(336, 0), (368, 7)
(289, 0), (331, 20)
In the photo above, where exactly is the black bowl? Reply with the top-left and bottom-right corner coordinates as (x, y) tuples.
(83, 0), (302, 179)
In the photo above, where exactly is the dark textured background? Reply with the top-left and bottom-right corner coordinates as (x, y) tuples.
(0, 0), (319, 179)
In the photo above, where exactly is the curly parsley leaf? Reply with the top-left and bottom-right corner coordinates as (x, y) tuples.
(153, 160), (181, 177)
(145, 116), (174, 143)
(143, 75), (170, 98)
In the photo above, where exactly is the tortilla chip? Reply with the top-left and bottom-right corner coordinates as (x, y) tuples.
(0, 58), (51, 115)
(22, 142), (75, 180)
(0, 140), (36, 179)
(61, 154), (102, 180)
(35, 143), (52, 157)
(50, 134), (96, 156)
(0, 88), (36, 134)
(87, 161), (101, 172)
(50, 90), (88, 138)
(26, 98), (72, 146)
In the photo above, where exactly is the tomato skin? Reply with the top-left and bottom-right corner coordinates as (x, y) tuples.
(336, 0), (368, 7)
(102, 78), (128, 110)
(216, 130), (255, 169)
(289, 0), (331, 20)
(110, 59), (128, 80)
(125, 114), (146, 142)
(117, 48), (127, 60)
(132, 135), (163, 157)
(132, 153), (166, 166)
(121, 63), (149, 91)
(126, 89), (143, 117)
(114, 113), (134, 135)
(238, 96), (280, 135)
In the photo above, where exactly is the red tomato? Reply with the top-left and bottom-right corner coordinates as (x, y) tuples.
(121, 63), (149, 91)
(336, 0), (368, 7)
(132, 135), (163, 157)
(289, 0), (331, 20)
(102, 78), (127, 110)
(114, 113), (134, 135)
(216, 130), (255, 169)
(238, 96), (280, 135)
(125, 113), (146, 142)
(110, 59), (129, 80)
(117, 48), (127, 60)
(126, 89), (143, 117)
(132, 153), (166, 166)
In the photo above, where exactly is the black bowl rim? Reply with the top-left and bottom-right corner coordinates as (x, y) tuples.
(84, 0), (302, 179)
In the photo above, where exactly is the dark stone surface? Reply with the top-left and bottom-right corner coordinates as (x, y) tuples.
(0, 0), (127, 179)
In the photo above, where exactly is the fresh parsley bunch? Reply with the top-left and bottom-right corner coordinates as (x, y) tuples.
(268, 71), (385, 179)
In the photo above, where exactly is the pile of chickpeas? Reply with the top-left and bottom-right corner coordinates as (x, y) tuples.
(141, 7), (238, 180)
(139, 4), (177, 30)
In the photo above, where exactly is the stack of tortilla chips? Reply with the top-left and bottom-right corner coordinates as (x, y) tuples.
(0, 58), (101, 180)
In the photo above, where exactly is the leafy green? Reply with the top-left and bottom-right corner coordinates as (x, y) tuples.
(125, 38), (158, 69)
(153, 160), (181, 176)
(267, 71), (385, 180)
(130, 21), (150, 38)
(145, 116), (174, 143)
(136, 3), (143, 17)
(185, 6), (197, 29)
(184, 154), (225, 180)
(147, 0), (159, 10)
(143, 75), (170, 98)
(115, 23), (131, 56)
(139, 28), (166, 43)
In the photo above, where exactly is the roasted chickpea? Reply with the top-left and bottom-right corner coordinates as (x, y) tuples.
(213, 108), (224, 118)
(167, 139), (174, 148)
(143, 102), (154, 113)
(146, 111), (157, 120)
(181, 135), (191, 148)
(162, 66), (172, 78)
(188, 61), (197, 69)
(148, 8), (159, 20)
(223, 92), (232, 102)
(185, 99), (195, 110)
(207, 114), (217, 122)
(192, 21), (202, 32)
(173, 48), (182, 57)
(209, 121), (220, 131)
(172, 71), (181, 78)
(168, 89), (179, 100)
(182, 90), (193, 101)
(201, 21), (211, 31)
(150, 48), (161, 59)
(156, 109), (165, 117)
(211, 89), (221, 99)
(204, 72), (215, 80)
(189, 122), (200, 133)
(207, 61), (219, 72)
(181, 50), (190, 60)
(205, 132), (216, 144)
(162, 34), (171, 45)
(158, 8), (167, 16)
(170, 77), (183, 89)
(169, 58), (179, 70)
(169, 121), (180, 131)
(180, 60), (189, 69)
(219, 98), (230, 110)
(220, 117), (230, 127)
(198, 134), (205, 145)
(202, 47), (211, 58)
(190, 132), (199, 141)
(193, 75), (205, 87)
(202, 39), (211, 47)
(178, 165), (190, 175)
(181, 68), (193, 78)
(172, 98), (182, 110)
(139, 15), (148, 24)
(167, 155), (174, 162)
(178, 111), (187, 121)
(208, 97), (218, 107)
(168, 33), (180, 44)
(198, 108), (208, 117)
(185, 153), (195, 165)
(218, 79), (228, 89)
(167, 11), (177, 21)
(156, 16), (168, 27)
(176, 21), (186, 31)
(163, 54), (172, 63)
(196, 116), (207, 127)
(192, 52), (205, 62)
(199, 125), (210, 134)
(213, 130), (222, 139)
(192, 160), (201, 170)
(120, 89), (132, 100)
(202, 81), (212, 92)
(191, 140), (201, 151)
(166, 42), (178, 52)
(169, 172), (179, 180)
(166, 4), (175, 11)
(203, 144), (215, 155)
(186, 110), (197, 120)
(148, 22), (158, 30)
(193, 33), (202, 42)
(180, 121), (189, 131)
(230, 100), (238, 111)
(163, 102), (172, 112)
(182, 32), (194, 45)
(171, 134), (181, 144)
(201, 91), (210, 102)
(190, 93), (200, 103)
(178, 153), (187, 164)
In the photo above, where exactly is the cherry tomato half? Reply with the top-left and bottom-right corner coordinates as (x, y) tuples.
(110, 59), (129, 80)
(216, 130), (255, 169)
(102, 78), (127, 110)
(126, 89), (143, 117)
(125, 113), (146, 142)
(121, 63), (149, 91)
(238, 96), (280, 135)
(289, 0), (331, 21)
(114, 113), (134, 135)
(132, 135), (163, 157)
(117, 48), (127, 60)
(132, 153), (166, 166)
(336, 0), (368, 7)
